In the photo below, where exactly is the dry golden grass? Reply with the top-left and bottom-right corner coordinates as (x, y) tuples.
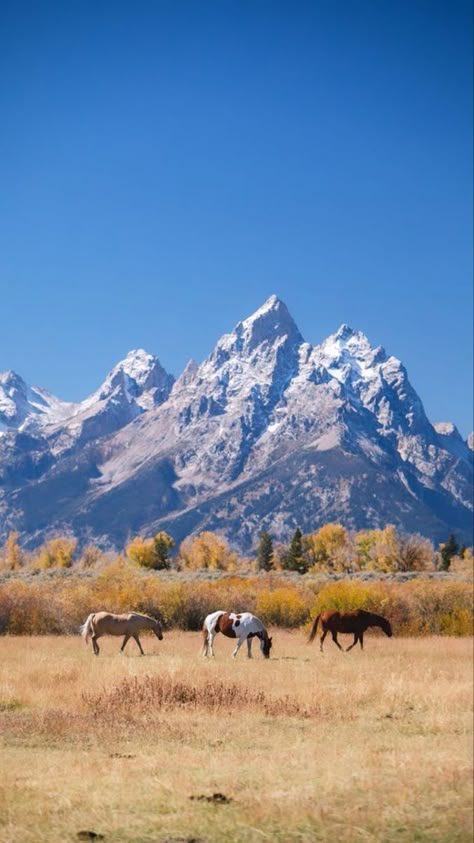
(0, 631), (472, 842)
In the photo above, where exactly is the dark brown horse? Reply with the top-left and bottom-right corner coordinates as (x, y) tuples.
(308, 609), (392, 652)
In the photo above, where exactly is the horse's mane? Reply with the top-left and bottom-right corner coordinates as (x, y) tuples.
(130, 612), (159, 623)
(366, 611), (392, 633)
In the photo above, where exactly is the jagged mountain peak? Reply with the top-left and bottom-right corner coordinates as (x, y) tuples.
(333, 323), (356, 341)
(312, 325), (388, 396)
(1, 299), (472, 552)
(92, 349), (174, 402)
(103, 348), (169, 388)
(173, 359), (199, 391)
(320, 324), (385, 364)
(0, 369), (26, 387)
(239, 294), (303, 349)
(0, 368), (74, 432)
(212, 296), (303, 362)
(118, 348), (158, 381)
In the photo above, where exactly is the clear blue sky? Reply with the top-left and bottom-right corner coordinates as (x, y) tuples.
(0, 1), (472, 435)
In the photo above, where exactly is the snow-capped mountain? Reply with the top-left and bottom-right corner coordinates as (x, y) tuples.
(48, 349), (175, 449)
(0, 370), (75, 433)
(0, 350), (174, 448)
(0, 296), (472, 551)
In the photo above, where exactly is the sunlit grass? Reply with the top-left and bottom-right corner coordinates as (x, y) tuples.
(0, 632), (472, 842)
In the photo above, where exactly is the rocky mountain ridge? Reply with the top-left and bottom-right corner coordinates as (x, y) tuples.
(0, 296), (472, 551)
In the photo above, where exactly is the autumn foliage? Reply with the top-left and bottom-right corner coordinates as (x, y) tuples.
(0, 561), (471, 636)
(0, 522), (472, 636)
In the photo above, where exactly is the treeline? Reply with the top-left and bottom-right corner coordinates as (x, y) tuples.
(0, 563), (471, 636)
(0, 524), (471, 575)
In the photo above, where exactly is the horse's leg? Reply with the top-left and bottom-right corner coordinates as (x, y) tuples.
(331, 631), (343, 651)
(232, 637), (244, 659)
(91, 635), (99, 656)
(319, 629), (328, 652)
(201, 631), (210, 657)
(133, 634), (145, 656)
(346, 634), (358, 652)
(209, 632), (216, 657)
(359, 632), (364, 650)
(121, 633), (131, 653)
(246, 637), (252, 658)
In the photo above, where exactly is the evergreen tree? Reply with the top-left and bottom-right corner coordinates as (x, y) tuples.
(257, 531), (274, 571)
(153, 531), (175, 570)
(439, 533), (459, 571)
(282, 527), (307, 574)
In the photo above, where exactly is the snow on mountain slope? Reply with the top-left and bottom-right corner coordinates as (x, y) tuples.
(0, 371), (75, 433)
(0, 350), (174, 451)
(94, 295), (305, 491)
(0, 295), (472, 551)
(91, 297), (472, 528)
(50, 349), (174, 448)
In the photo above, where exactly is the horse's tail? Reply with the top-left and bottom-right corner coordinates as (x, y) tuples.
(308, 613), (321, 644)
(80, 614), (95, 644)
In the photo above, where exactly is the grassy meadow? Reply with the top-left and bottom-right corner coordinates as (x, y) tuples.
(0, 631), (472, 843)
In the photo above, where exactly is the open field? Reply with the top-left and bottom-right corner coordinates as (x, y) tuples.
(0, 632), (472, 843)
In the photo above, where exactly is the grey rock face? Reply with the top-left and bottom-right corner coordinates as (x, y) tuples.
(0, 296), (472, 551)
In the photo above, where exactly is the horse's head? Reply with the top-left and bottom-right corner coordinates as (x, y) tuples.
(153, 618), (164, 641)
(261, 635), (273, 659)
(380, 617), (393, 638)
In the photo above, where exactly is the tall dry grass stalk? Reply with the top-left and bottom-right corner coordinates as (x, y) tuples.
(0, 631), (472, 842)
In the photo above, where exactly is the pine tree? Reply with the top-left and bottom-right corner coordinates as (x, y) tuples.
(282, 527), (307, 574)
(439, 533), (459, 571)
(257, 531), (274, 571)
(153, 531), (175, 569)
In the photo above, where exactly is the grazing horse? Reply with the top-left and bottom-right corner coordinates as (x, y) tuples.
(202, 610), (273, 659)
(308, 609), (392, 652)
(80, 611), (163, 656)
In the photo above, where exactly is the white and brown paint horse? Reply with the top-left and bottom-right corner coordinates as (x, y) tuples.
(80, 611), (163, 656)
(201, 610), (272, 659)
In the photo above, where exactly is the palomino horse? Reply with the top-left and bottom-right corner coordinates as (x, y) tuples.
(80, 611), (163, 656)
(308, 609), (392, 652)
(202, 610), (273, 659)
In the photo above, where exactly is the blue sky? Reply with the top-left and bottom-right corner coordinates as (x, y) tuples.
(0, 1), (472, 435)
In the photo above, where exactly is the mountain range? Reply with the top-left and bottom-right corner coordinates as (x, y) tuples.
(1, 295), (472, 552)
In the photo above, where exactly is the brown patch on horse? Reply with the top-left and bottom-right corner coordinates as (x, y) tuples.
(215, 613), (237, 638)
(234, 619), (240, 627)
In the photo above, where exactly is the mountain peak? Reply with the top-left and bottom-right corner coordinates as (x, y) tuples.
(114, 348), (156, 381)
(318, 324), (377, 367)
(0, 369), (26, 388)
(334, 323), (356, 341)
(237, 295), (303, 353)
(244, 294), (292, 323)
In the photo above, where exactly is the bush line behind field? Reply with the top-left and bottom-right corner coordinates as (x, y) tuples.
(0, 562), (472, 635)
